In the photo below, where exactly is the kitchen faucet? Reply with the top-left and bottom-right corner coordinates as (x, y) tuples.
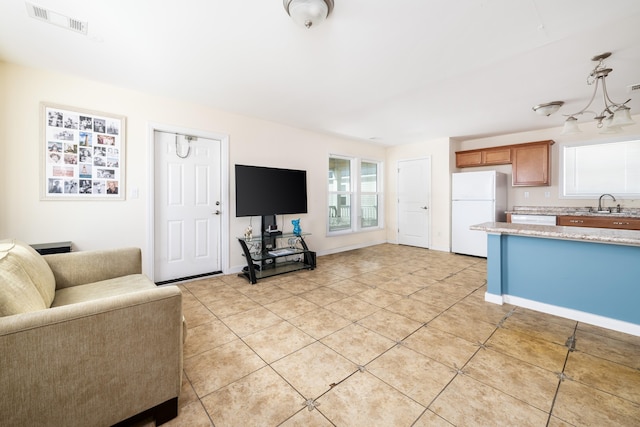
(597, 193), (616, 212)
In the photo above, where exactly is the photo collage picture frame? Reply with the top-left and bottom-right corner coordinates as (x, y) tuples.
(41, 103), (126, 200)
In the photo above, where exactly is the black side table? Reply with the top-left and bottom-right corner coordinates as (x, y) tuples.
(30, 241), (72, 255)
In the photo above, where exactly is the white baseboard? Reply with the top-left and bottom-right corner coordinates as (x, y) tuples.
(316, 240), (388, 257)
(383, 238), (449, 253)
(229, 264), (246, 274)
(230, 240), (388, 274)
(485, 293), (640, 337)
(484, 292), (504, 305)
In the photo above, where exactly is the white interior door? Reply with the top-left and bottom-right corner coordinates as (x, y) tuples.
(397, 158), (431, 248)
(154, 131), (222, 283)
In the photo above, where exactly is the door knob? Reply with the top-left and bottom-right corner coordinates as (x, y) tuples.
(214, 210), (221, 215)
(421, 206), (428, 210)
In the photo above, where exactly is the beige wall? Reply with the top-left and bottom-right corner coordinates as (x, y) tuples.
(0, 62), (387, 275)
(453, 122), (640, 210)
(385, 137), (453, 252)
(2, 61), (638, 277)
(0, 63), (6, 234)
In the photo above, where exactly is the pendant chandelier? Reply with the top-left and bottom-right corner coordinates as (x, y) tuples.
(533, 52), (635, 135)
(283, 0), (334, 29)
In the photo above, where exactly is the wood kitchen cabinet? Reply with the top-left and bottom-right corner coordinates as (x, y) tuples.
(455, 150), (483, 167)
(484, 147), (512, 165)
(557, 215), (640, 230)
(511, 140), (553, 186)
(455, 146), (511, 168)
(455, 140), (553, 186)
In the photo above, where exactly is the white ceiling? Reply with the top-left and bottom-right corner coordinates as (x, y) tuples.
(1, 0), (639, 145)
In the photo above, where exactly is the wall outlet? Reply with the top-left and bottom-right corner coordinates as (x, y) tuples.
(524, 191), (530, 199)
(545, 191), (550, 198)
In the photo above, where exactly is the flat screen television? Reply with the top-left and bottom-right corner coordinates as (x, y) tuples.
(235, 164), (308, 217)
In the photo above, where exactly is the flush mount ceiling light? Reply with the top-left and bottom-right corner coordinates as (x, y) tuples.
(532, 101), (564, 116)
(557, 52), (635, 135)
(283, 0), (334, 29)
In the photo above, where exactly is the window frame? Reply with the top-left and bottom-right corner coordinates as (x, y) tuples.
(559, 137), (640, 199)
(359, 159), (382, 230)
(327, 154), (383, 236)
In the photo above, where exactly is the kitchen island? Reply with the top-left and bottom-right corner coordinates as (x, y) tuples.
(471, 222), (640, 336)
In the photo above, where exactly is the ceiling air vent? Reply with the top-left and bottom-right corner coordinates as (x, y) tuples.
(26, 2), (88, 35)
(628, 83), (640, 94)
(31, 4), (48, 20)
(68, 18), (86, 33)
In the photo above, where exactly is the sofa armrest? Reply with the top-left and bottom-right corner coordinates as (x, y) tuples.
(44, 247), (142, 289)
(0, 285), (182, 426)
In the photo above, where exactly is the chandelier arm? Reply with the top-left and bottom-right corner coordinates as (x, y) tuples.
(540, 52), (633, 132)
(565, 77), (600, 117)
(600, 77), (618, 111)
(600, 78), (615, 116)
(600, 77), (632, 110)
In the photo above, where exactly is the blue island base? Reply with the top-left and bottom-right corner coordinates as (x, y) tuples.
(485, 233), (640, 337)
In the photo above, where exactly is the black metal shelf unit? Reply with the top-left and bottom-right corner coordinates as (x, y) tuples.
(237, 232), (315, 284)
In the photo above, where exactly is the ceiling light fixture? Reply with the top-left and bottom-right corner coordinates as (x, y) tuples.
(559, 52), (635, 135)
(283, 0), (334, 29)
(532, 101), (564, 116)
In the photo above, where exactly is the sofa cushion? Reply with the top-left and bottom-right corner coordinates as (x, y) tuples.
(0, 239), (56, 307)
(51, 274), (156, 307)
(0, 242), (47, 316)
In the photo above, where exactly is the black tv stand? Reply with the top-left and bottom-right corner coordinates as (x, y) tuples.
(237, 215), (315, 284)
(261, 214), (279, 234)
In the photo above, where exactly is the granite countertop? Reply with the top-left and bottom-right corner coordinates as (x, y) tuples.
(471, 221), (640, 247)
(506, 206), (640, 218)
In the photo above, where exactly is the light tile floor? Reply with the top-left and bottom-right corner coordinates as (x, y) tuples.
(161, 244), (640, 426)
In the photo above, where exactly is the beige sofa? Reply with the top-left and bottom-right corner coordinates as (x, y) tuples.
(0, 239), (183, 426)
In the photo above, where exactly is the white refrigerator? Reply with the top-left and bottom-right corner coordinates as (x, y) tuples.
(452, 171), (507, 257)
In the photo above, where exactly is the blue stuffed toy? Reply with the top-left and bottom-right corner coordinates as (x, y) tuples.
(291, 218), (301, 236)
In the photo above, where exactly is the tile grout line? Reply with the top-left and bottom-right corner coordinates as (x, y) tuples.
(187, 254), (538, 424)
(406, 306), (508, 426)
(214, 287), (369, 425)
(460, 307), (577, 417)
(187, 273), (407, 415)
(267, 268), (468, 424)
(415, 306), (572, 424)
(178, 247), (638, 425)
(544, 322), (578, 426)
(359, 288), (496, 425)
(182, 282), (320, 415)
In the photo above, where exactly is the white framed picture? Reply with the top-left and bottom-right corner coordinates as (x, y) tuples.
(41, 102), (126, 200)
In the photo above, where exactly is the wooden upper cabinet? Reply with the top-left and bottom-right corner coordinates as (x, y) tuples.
(455, 140), (554, 187)
(512, 140), (553, 186)
(455, 146), (511, 168)
(483, 147), (512, 165)
(455, 150), (483, 167)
